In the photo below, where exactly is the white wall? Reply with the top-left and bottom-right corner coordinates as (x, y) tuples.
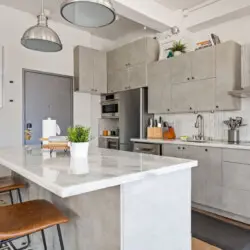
(0, 5), (111, 147)
(156, 15), (250, 141)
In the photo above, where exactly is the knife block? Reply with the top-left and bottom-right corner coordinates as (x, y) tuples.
(147, 127), (163, 139)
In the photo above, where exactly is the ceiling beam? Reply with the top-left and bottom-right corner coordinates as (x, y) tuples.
(185, 0), (250, 32)
(113, 0), (182, 32)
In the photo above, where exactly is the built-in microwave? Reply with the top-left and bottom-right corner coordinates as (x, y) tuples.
(101, 94), (119, 118)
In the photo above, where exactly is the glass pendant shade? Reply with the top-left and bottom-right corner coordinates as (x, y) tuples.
(61, 0), (116, 28)
(21, 11), (62, 52)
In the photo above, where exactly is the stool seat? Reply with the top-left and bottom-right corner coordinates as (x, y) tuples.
(0, 176), (25, 192)
(0, 199), (68, 240)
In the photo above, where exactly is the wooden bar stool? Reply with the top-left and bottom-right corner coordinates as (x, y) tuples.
(0, 199), (69, 250)
(0, 176), (25, 204)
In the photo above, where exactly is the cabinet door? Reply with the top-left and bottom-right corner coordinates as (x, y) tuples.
(128, 38), (147, 66)
(191, 78), (215, 112)
(171, 82), (192, 113)
(183, 146), (207, 205)
(172, 79), (215, 113)
(147, 60), (171, 113)
(108, 69), (128, 93)
(93, 50), (107, 94)
(128, 64), (146, 90)
(162, 144), (182, 158)
(215, 41), (241, 111)
(107, 46), (128, 73)
(170, 54), (192, 84)
(78, 47), (94, 92)
(190, 47), (216, 80)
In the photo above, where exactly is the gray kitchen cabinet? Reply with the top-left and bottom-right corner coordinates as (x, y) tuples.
(108, 37), (158, 73)
(221, 148), (250, 218)
(171, 82), (192, 113)
(98, 137), (107, 149)
(147, 60), (172, 113)
(107, 37), (159, 93)
(74, 46), (107, 94)
(74, 46), (93, 93)
(171, 54), (191, 84)
(190, 47), (216, 80)
(108, 69), (128, 93)
(162, 144), (183, 158)
(215, 41), (241, 111)
(128, 38), (147, 66)
(172, 78), (215, 113)
(147, 41), (241, 114)
(128, 64), (147, 90)
(171, 47), (215, 84)
(93, 50), (107, 93)
(107, 45), (128, 73)
(162, 144), (222, 207)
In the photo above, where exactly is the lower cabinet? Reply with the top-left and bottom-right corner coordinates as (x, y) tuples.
(162, 144), (222, 207)
(163, 144), (250, 220)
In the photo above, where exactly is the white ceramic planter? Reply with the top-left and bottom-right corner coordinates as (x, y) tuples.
(174, 51), (182, 57)
(70, 142), (89, 158)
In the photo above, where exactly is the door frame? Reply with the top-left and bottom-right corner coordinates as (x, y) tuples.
(22, 68), (74, 145)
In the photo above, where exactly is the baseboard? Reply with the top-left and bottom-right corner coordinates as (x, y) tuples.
(192, 203), (250, 229)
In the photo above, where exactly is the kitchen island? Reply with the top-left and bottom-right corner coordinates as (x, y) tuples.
(0, 145), (197, 250)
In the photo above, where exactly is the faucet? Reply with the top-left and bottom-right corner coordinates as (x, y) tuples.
(194, 114), (205, 140)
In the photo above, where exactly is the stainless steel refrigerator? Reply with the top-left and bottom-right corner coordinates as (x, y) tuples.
(119, 88), (153, 151)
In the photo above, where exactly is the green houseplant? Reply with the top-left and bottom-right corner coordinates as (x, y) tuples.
(171, 40), (187, 56)
(67, 126), (91, 158)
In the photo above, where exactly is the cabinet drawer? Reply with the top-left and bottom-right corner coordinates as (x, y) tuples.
(223, 162), (250, 191)
(162, 144), (182, 158)
(223, 149), (250, 164)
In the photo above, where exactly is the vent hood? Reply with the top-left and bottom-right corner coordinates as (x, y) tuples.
(229, 86), (250, 98)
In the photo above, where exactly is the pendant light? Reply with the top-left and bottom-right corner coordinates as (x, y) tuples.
(61, 0), (116, 28)
(21, 0), (62, 52)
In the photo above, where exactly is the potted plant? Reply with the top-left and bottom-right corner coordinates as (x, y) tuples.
(171, 40), (187, 56)
(67, 126), (91, 158)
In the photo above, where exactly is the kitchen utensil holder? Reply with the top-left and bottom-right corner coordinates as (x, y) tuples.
(147, 128), (163, 139)
(228, 129), (240, 144)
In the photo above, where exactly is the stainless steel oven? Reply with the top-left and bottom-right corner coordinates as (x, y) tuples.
(101, 94), (119, 118)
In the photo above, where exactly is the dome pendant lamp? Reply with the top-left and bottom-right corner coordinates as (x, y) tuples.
(21, 0), (63, 52)
(61, 0), (116, 28)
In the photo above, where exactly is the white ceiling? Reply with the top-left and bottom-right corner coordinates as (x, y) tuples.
(156, 0), (209, 10)
(0, 0), (156, 41)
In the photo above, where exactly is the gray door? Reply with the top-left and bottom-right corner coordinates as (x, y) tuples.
(24, 70), (73, 145)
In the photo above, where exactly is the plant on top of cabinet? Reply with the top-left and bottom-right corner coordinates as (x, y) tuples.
(171, 40), (187, 57)
(74, 46), (107, 94)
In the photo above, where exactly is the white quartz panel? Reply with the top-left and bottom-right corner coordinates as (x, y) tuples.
(0, 145), (197, 198)
(131, 138), (250, 150)
(121, 169), (192, 250)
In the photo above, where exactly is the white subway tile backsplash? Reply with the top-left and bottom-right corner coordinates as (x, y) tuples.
(155, 98), (250, 141)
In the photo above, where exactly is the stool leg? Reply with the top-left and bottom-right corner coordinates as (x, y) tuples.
(57, 225), (65, 250)
(41, 230), (47, 250)
(9, 190), (14, 205)
(17, 189), (22, 203)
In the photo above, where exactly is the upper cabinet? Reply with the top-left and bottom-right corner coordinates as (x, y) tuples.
(107, 37), (159, 93)
(74, 46), (107, 94)
(215, 41), (241, 111)
(148, 41), (241, 114)
(148, 60), (172, 114)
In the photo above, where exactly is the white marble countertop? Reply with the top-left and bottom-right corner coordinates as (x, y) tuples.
(0, 146), (197, 198)
(131, 138), (250, 150)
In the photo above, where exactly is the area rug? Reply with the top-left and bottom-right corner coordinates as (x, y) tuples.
(192, 211), (250, 250)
